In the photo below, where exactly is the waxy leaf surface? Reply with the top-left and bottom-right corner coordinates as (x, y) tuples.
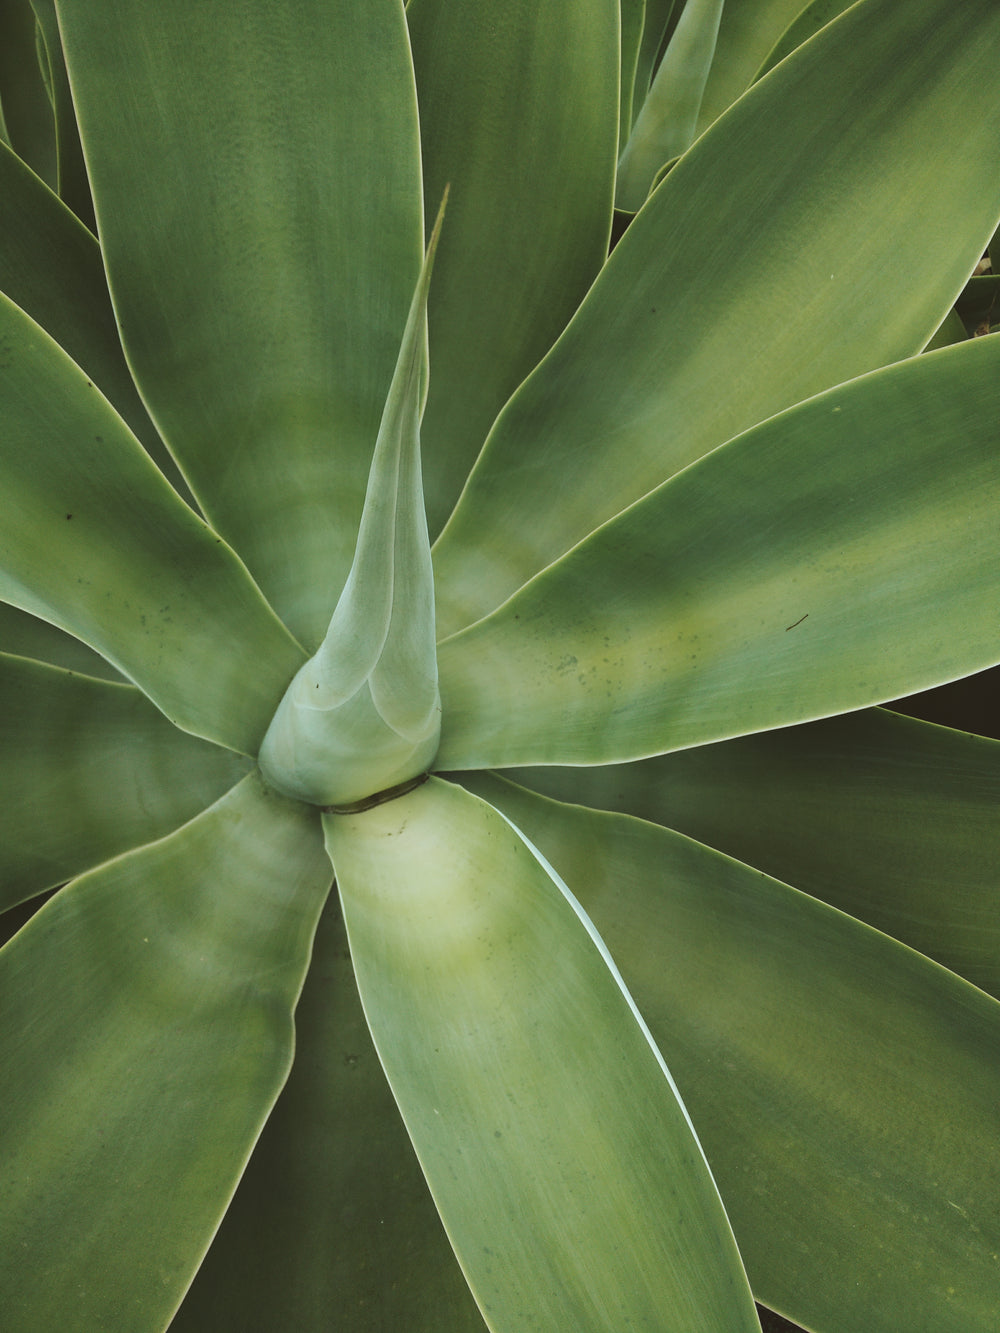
(0, 775), (330, 1332)
(468, 773), (1000, 1333)
(327, 777), (760, 1333)
(433, 0), (1000, 633)
(437, 337), (1000, 769)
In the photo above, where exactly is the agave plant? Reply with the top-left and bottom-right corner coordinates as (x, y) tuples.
(2, 1), (999, 1329)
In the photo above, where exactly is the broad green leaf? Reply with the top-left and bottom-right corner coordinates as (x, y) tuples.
(0, 292), (305, 754)
(0, 773), (330, 1332)
(504, 708), (1000, 1000)
(56, 0), (424, 649)
(432, 0), (1000, 635)
(436, 335), (1000, 770)
(259, 201), (446, 806)
(466, 773), (1000, 1333)
(0, 138), (189, 495)
(327, 776), (761, 1333)
(616, 0), (725, 210)
(29, 0), (94, 230)
(174, 895), (487, 1332)
(407, 0), (618, 536)
(0, 0), (55, 184)
(754, 0), (857, 81)
(0, 653), (249, 912)
(0, 601), (121, 680)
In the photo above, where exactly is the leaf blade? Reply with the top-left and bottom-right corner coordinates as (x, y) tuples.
(327, 776), (761, 1333)
(467, 772), (1000, 1333)
(437, 335), (1000, 770)
(0, 773), (330, 1331)
(433, 0), (1000, 634)
(56, 0), (425, 648)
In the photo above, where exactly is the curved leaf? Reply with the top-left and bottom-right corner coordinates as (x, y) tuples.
(437, 335), (1000, 769)
(56, 0), (424, 649)
(754, 0), (857, 81)
(467, 772), (1000, 1333)
(0, 773), (331, 1332)
(504, 708), (1000, 1000)
(432, 0), (1000, 634)
(327, 776), (760, 1333)
(0, 138), (188, 494)
(694, 0), (826, 133)
(0, 291), (305, 753)
(29, 0), (94, 229)
(0, 0), (54, 184)
(616, 0), (725, 210)
(407, 0), (618, 536)
(0, 601), (122, 679)
(174, 894), (487, 1332)
(0, 653), (249, 911)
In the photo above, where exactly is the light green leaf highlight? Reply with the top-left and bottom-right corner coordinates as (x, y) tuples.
(326, 776), (761, 1333)
(466, 773), (1000, 1333)
(56, 0), (424, 648)
(0, 653), (249, 911)
(437, 335), (1000, 771)
(508, 708), (1000, 1000)
(616, 0), (725, 210)
(0, 290), (305, 754)
(259, 200), (446, 807)
(175, 895), (488, 1332)
(0, 774), (331, 1332)
(433, 0), (1000, 635)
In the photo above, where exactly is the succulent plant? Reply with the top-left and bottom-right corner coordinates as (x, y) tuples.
(1, 1), (999, 1329)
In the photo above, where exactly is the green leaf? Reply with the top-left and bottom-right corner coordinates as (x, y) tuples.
(616, 0), (725, 210)
(0, 138), (189, 495)
(259, 199), (446, 806)
(29, 0), (94, 230)
(326, 776), (761, 1333)
(0, 291), (305, 754)
(0, 0), (55, 184)
(0, 653), (249, 912)
(0, 773), (330, 1332)
(174, 894), (488, 1332)
(55, 0), (424, 649)
(754, 0), (857, 82)
(432, 0), (1000, 635)
(0, 601), (122, 680)
(407, 0), (618, 536)
(466, 772), (1000, 1333)
(618, 0), (647, 146)
(631, 0), (678, 129)
(436, 335), (1000, 770)
(503, 708), (1000, 1000)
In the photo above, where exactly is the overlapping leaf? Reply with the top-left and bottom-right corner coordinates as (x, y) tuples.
(467, 773), (1000, 1333)
(408, 0), (618, 535)
(433, 0), (1000, 634)
(0, 289), (305, 753)
(327, 777), (761, 1332)
(56, 0), (425, 649)
(0, 654), (249, 911)
(437, 336), (1000, 770)
(507, 708), (1000, 999)
(0, 775), (330, 1332)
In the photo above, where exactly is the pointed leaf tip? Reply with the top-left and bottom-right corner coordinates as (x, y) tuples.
(258, 198), (446, 805)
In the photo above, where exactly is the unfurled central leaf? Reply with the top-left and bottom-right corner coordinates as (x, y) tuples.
(258, 198), (446, 807)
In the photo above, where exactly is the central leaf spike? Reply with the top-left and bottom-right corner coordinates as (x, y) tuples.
(258, 193), (448, 807)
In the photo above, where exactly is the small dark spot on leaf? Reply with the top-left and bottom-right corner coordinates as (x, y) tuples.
(65, 513), (73, 520)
